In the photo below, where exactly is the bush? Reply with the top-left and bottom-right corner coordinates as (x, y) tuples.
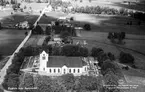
(119, 52), (134, 64)
(83, 24), (91, 31)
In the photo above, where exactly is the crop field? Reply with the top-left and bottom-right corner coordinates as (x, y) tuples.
(24, 35), (47, 47)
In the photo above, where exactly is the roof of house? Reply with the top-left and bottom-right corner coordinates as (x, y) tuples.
(47, 56), (87, 67)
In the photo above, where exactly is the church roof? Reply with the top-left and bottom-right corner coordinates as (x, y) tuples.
(47, 56), (87, 67)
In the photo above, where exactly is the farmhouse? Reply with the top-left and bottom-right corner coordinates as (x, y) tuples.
(32, 51), (89, 76)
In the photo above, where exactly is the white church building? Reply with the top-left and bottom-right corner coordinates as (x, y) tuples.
(32, 51), (89, 76)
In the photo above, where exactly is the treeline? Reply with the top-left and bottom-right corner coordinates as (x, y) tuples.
(71, 6), (145, 21)
(32, 23), (76, 36)
(71, 6), (128, 15)
(131, 11), (145, 21)
(2, 49), (25, 91)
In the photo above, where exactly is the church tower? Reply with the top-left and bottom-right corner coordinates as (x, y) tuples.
(39, 51), (48, 71)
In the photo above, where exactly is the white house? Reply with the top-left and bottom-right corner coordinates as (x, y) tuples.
(37, 51), (89, 76)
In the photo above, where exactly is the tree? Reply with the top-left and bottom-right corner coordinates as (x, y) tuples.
(101, 60), (122, 78)
(83, 24), (91, 31)
(119, 52), (134, 64)
(52, 46), (61, 56)
(60, 31), (70, 40)
(75, 75), (101, 91)
(91, 47), (103, 57)
(32, 24), (43, 34)
(60, 74), (75, 91)
(45, 26), (51, 35)
(104, 72), (120, 92)
(107, 52), (115, 61)
(98, 53), (109, 66)
(61, 45), (79, 56)
(0, 22), (2, 30)
(79, 47), (89, 57)
(6, 73), (19, 91)
(61, 45), (88, 57)
(35, 75), (65, 92)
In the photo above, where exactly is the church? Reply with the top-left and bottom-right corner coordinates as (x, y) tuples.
(33, 51), (89, 76)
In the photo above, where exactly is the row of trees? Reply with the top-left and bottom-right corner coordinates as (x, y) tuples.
(71, 5), (145, 21)
(32, 23), (76, 36)
(2, 49), (25, 91)
(71, 6), (128, 15)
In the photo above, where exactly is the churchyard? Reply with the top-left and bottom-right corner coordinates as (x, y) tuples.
(0, 0), (145, 92)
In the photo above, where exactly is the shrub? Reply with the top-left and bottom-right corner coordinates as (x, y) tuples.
(83, 24), (91, 31)
(119, 52), (134, 64)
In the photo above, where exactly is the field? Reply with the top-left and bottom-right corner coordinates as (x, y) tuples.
(24, 35), (47, 47)
(0, 29), (26, 55)
(70, 0), (145, 12)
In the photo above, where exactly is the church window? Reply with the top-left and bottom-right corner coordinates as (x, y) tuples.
(54, 69), (56, 73)
(69, 69), (71, 73)
(58, 69), (60, 73)
(50, 69), (51, 73)
(78, 69), (80, 73)
(73, 69), (75, 73)
(42, 54), (46, 60)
